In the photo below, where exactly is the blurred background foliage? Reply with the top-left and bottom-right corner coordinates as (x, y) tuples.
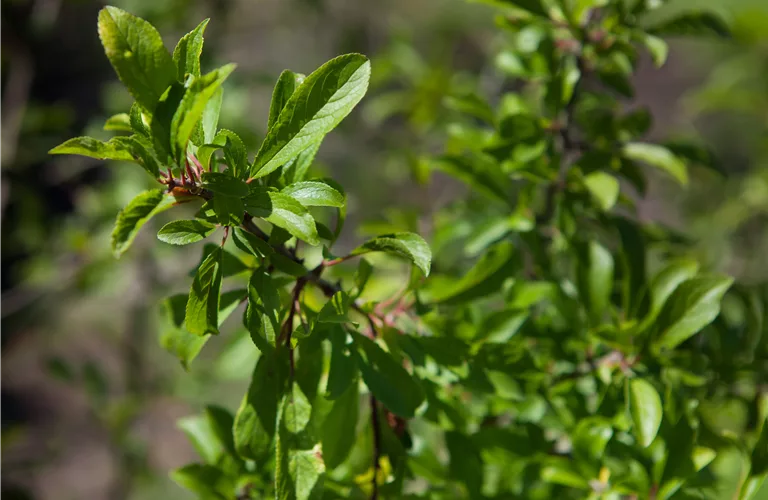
(2, 0), (767, 498)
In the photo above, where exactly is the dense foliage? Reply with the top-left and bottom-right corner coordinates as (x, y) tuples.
(49, 1), (767, 499)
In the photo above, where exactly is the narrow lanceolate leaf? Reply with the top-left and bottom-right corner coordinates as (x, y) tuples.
(252, 54), (370, 178)
(172, 18), (209, 82)
(629, 378), (663, 447)
(647, 259), (700, 318)
(232, 227), (272, 259)
(244, 190), (320, 245)
(49, 136), (134, 161)
(185, 247), (223, 336)
(97, 6), (176, 111)
(622, 142), (688, 185)
(281, 181), (344, 208)
(111, 189), (180, 257)
(201, 171), (249, 197)
(171, 64), (236, 166)
(653, 275), (734, 351)
(268, 70), (305, 130)
(158, 220), (217, 245)
(233, 355), (281, 459)
(353, 332), (425, 418)
(282, 141), (321, 185)
(583, 171), (620, 212)
(645, 11), (730, 38)
(430, 241), (516, 304)
(577, 240), (614, 322)
(322, 380), (359, 469)
(351, 232), (431, 276)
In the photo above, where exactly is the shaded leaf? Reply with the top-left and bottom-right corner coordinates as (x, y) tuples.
(185, 247), (223, 335)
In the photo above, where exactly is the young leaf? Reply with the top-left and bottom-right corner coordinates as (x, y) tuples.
(351, 232), (431, 276)
(653, 275), (734, 351)
(49, 136), (134, 161)
(103, 113), (131, 131)
(247, 270), (282, 347)
(244, 190), (320, 245)
(185, 247), (223, 335)
(251, 54), (370, 178)
(353, 332), (424, 418)
(213, 194), (245, 226)
(158, 220), (217, 245)
(629, 378), (663, 447)
(583, 171), (620, 211)
(281, 181), (345, 208)
(172, 18), (209, 82)
(201, 171), (249, 197)
(111, 189), (179, 257)
(622, 142), (688, 185)
(97, 6), (176, 111)
(268, 70), (305, 130)
(171, 64), (236, 166)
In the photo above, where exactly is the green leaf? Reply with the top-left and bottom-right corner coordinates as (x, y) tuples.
(268, 70), (305, 130)
(430, 241), (516, 304)
(432, 154), (510, 204)
(252, 54), (370, 178)
(111, 189), (178, 257)
(282, 181), (344, 208)
(446, 431), (484, 493)
(282, 141), (321, 185)
(326, 328), (357, 400)
(185, 247), (223, 336)
(201, 171), (249, 197)
(172, 18), (209, 82)
(170, 464), (232, 498)
(572, 416), (613, 463)
(212, 194), (244, 226)
(103, 113), (131, 131)
(97, 6), (176, 111)
(583, 171), (620, 211)
(629, 378), (663, 448)
(177, 414), (224, 464)
(322, 380), (359, 469)
(233, 355), (281, 459)
(49, 136), (134, 161)
(353, 332), (424, 418)
(247, 270), (282, 347)
(244, 190), (320, 245)
(648, 259), (700, 319)
(160, 291), (242, 368)
(351, 232), (431, 276)
(158, 220), (217, 245)
(171, 64), (236, 166)
(181, 405), (236, 464)
(641, 33), (668, 67)
(577, 240), (614, 322)
(653, 275), (734, 351)
(232, 227), (272, 259)
(111, 134), (163, 177)
(317, 292), (351, 324)
(622, 142), (688, 185)
(645, 11), (730, 38)
(202, 88), (223, 144)
(283, 382), (312, 435)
